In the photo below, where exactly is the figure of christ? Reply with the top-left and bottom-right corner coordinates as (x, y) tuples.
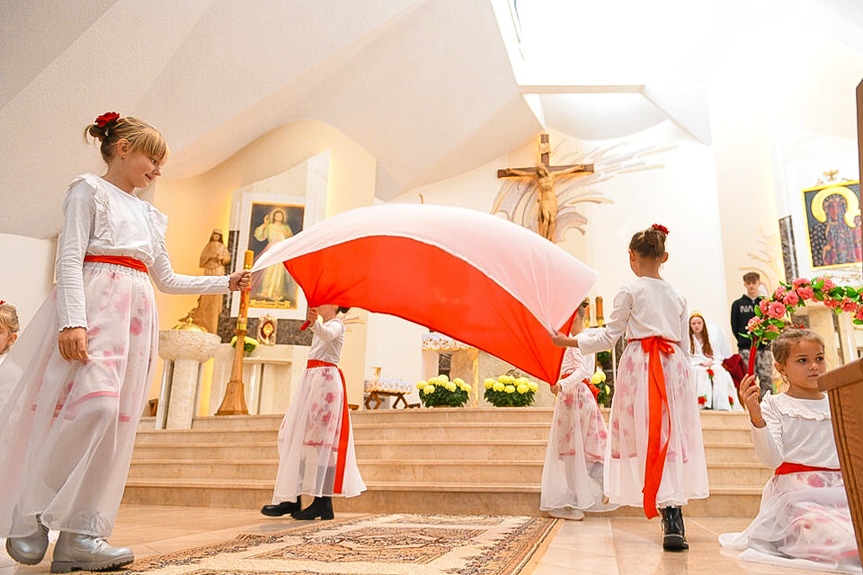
(497, 133), (594, 242)
(499, 162), (591, 242)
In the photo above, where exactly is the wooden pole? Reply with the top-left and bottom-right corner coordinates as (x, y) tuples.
(215, 250), (253, 416)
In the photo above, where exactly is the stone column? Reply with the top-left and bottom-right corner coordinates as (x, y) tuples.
(157, 330), (221, 429)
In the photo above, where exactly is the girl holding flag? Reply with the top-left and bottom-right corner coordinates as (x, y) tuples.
(552, 224), (708, 550)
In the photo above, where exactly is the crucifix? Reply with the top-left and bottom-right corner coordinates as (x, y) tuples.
(497, 133), (594, 242)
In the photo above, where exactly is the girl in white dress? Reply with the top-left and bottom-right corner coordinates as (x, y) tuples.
(552, 224), (708, 551)
(541, 302), (617, 520)
(720, 328), (860, 573)
(688, 313), (742, 411)
(0, 113), (251, 573)
(262, 304), (365, 520)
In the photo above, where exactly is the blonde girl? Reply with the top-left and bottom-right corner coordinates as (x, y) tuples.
(0, 112), (250, 573)
(720, 328), (859, 572)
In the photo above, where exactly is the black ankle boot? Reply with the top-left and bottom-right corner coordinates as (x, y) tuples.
(260, 500), (300, 517)
(661, 506), (688, 550)
(291, 496), (334, 520)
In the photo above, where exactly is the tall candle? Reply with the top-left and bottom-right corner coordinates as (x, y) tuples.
(596, 296), (604, 327)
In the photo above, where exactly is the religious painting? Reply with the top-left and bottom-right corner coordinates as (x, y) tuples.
(229, 151), (329, 321)
(801, 181), (862, 270)
(246, 202), (304, 309)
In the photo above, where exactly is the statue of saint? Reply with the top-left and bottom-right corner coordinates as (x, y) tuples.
(190, 229), (232, 333)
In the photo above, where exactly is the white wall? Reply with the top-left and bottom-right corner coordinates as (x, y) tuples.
(0, 232), (56, 328)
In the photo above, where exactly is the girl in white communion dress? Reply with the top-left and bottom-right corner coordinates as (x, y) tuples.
(688, 313), (742, 411)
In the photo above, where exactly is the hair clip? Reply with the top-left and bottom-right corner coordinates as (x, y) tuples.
(0, 300), (4, 305)
(95, 112), (120, 127)
(651, 223), (669, 235)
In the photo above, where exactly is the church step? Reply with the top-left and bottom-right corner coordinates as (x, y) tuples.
(354, 439), (549, 460)
(134, 429), (278, 445)
(121, 478), (764, 517)
(131, 442), (278, 461)
(127, 456), (772, 487)
(699, 426), (753, 443)
(351, 421), (552, 441)
(128, 438), (760, 465)
(703, 442), (761, 464)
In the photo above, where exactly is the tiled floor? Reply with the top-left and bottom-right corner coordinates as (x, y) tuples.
(0, 505), (828, 575)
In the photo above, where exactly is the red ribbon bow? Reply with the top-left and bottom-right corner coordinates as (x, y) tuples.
(0, 300), (5, 306)
(651, 223), (669, 235)
(95, 112), (120, 127)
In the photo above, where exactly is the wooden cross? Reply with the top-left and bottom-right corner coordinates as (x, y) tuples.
(497, 133), (594, 241)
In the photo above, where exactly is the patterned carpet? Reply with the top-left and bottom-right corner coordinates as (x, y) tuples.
(113, 514), (559, 575)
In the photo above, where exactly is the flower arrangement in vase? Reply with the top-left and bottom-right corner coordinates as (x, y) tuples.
(416, 374), (471, 407)
(588, 368), (611, 407)
(230, 335), (259, 354)
(483, 375), (539, 407)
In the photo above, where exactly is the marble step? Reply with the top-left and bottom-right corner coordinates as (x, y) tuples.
(121, 478), (763, 517)
(130, 437), (758, 465)
(127, 457), (775, 487)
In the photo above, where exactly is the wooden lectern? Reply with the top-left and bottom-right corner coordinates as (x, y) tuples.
(813, 76), (863, 564)
(215, 250), (254, 416)
(818, 361), (863, 563)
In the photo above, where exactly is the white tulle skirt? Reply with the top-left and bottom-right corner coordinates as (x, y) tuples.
(719, 470), (861, 574)
(272, 364), (365, 502)
(606, 342), (709, 509)
(0, 262), (157, 538)
(541, 381), (618, 512)
(692, 363), (743, 411)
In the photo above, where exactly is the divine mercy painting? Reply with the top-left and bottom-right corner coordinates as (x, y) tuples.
(802, 181), (862, 269)
(247, 202), (304, 309)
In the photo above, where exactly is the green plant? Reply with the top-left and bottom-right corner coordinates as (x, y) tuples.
(416, 374), (470, 407)
(230, 335), (258, 354)
(483, 374), (538, 407)
(589, 368), (611, 407)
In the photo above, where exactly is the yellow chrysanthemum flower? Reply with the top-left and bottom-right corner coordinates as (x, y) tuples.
(591, 369), (607, 385)
(416, 380), (427, 389)
(484, 378), (495, 389)
(528, 382), (539, 392)
(453, 377), (465, 386)
(461, 383), (472, 392)
(504, 385), (516, 393)
(493, 381), (505, 392)
(516, 383), (529, 394)
(422, 385), (435, 395)
(516, 377), (529, 386)
(438, 374), (449, 382)
(445, 382), (457, 392)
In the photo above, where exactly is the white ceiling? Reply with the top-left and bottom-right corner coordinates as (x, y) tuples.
(2, 0), (863, 239)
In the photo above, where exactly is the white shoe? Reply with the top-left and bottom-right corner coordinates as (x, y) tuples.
(51, 532), (134, 573)
(548, 508), (585, 521)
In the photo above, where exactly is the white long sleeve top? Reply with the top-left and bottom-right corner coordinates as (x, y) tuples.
(751, 393), (839, 469)
(576, 277), (689, 358)
(56, 174), (230, 330)
(557, 347), (596, 390)
(308, 318), (345, 364)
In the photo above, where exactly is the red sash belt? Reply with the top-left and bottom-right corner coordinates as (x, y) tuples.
(632, 336), (675, 519)
(84, 255), (148, 273)
(306, 359), (350, 495)
(775, 462), (840, 476)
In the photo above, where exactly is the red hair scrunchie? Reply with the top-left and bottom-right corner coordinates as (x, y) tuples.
(651, 223), (669, 235)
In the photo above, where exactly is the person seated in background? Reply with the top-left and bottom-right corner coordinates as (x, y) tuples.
(689, 313), (742, 411)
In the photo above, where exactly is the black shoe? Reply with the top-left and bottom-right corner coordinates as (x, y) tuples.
(260, 500), (300, 517)
(291, 496), (334, 520)
(661, 506), (689, 551)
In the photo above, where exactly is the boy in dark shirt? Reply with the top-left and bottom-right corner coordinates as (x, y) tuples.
(730, 272), (774, 397)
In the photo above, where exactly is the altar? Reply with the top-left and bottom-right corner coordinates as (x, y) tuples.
(208, 343), (309, 415)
